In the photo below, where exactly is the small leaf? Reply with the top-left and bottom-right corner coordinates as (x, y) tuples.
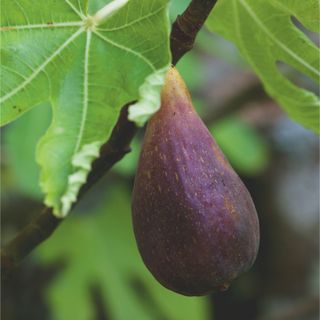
(206, 0), (320, 133)
(1, 0), (171, 216)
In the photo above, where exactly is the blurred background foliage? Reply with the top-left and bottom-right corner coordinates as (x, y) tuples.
(1, 1), (319, 319)
(37, 183), (210, 320)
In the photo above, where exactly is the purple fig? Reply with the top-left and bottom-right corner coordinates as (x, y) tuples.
(131, 67), (259, 296)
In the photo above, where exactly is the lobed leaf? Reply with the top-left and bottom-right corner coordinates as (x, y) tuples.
(1, 0), (171, 216)
(206, 0), (320, 133)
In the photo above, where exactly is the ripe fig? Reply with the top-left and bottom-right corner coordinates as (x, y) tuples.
(131, 67), (259, 296)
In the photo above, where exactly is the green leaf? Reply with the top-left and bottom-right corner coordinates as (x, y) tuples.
(37, 183), (209, 320)
(210, 117), (270, 176)
(206, 0), (320, 133)
(1, 0), (171, 217)
(5, 102), (51, 199)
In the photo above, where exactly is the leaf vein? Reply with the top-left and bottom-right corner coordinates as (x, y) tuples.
(97, 5), (166, 32)
(64, 0), (84, 19)
(74, 30), (92, 153)
(239, 0), (320, 77)
(94, 31), (155, 71)
(0, 28), (84, 104)
(0, 22), (83, 31)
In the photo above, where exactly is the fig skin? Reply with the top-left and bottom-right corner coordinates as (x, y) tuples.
(131, 67), (259, 296)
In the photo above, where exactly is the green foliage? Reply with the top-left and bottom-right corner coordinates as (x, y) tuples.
(169, 0), (189, 20)
(210, 117), (270, 175)
(176, 51), (205, 92)
(37, 183), (209, 320)
(196, 31), (246, 67)
(112, 137), (141, 176)
(1, 0), (171, 217)
(5, 103), (51, 199)
(206, 0), (320, 133)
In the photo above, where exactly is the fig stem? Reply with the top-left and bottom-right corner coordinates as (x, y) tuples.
(93, 0), (129, 26)
(1, 0), (219, 280)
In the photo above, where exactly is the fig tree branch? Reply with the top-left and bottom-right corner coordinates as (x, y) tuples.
(1, 0), (219, 279)
(170, 0), (218, 65)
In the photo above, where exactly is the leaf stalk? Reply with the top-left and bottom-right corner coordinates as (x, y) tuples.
(93, 0), (129, 26)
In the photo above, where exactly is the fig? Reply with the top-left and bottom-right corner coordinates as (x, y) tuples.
(131, 67), (259, 296)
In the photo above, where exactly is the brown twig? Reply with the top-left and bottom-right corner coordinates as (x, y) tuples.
(170, 0), (218, 65)
(1, 0), (219, 279)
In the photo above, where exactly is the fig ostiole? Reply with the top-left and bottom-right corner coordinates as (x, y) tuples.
(131, 67), (260, 296)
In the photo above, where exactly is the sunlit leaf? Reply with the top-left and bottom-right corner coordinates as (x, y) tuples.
(1, 0), (171, 217)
